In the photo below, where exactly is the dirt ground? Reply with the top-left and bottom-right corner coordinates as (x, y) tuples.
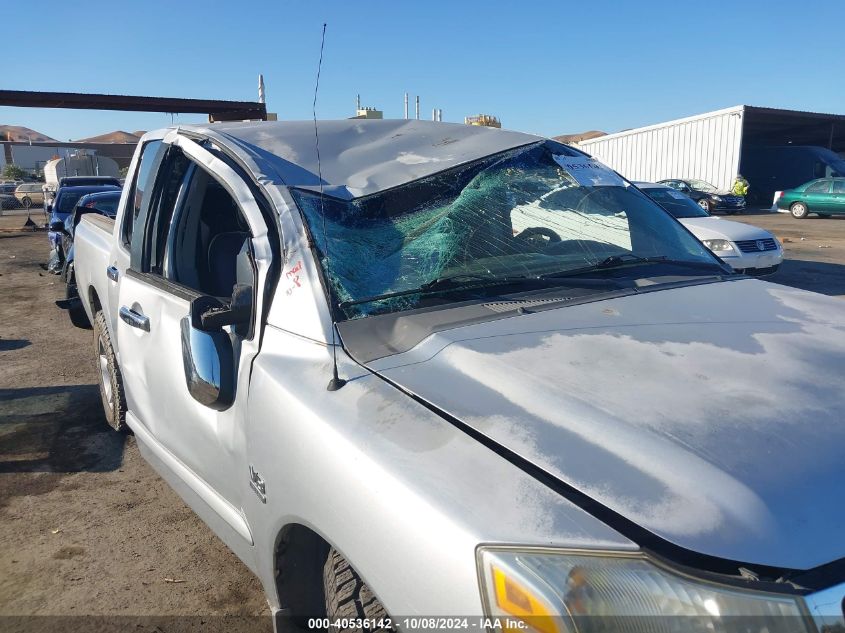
(0, 227), (272, 631)
(731, 208), (845, 297)
(1, 209), (843, 630)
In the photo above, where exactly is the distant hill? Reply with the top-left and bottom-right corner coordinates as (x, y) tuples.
(0, 125), (57, 142)
(553, 130), (606, 144)
(74, 130), (141, 144)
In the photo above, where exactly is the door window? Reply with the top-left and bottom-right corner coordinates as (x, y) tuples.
(833, 181), (845, 194)
(147, 148), (194, 274)
(806, 180), (831, 194)
(122, 140), (164, 248)
(144, 150), (253, 299)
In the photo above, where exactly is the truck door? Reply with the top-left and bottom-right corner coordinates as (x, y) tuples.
(116, 134), (276, 554)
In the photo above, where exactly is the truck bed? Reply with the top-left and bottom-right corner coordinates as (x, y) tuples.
(74, 213), (118, 335)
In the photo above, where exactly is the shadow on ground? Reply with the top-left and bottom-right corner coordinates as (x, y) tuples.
(768, 259), (845, 296)
(0, 384), (127, 475)
(0, 338), (31, 352)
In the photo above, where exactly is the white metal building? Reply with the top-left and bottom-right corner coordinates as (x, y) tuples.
(577, 105), (845, 192)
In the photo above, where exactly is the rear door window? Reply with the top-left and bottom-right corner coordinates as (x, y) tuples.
(806, 180), (831, 194)
(833, 181), (845, 194)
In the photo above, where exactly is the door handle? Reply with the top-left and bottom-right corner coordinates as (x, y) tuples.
(106, 266), (119, 282)
(119, 306), (150, 332)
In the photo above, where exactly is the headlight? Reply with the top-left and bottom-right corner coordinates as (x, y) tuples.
(478, 548), (810, 633)
(711, 195), (723, 202)
(702, 239), (734, 253)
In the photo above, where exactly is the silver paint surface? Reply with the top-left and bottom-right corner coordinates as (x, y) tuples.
(181, 119), (542, 199)
(73, 120), (845, 621)
(374, 278), (845, 570)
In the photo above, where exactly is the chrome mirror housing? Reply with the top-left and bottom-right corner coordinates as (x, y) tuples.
(179, 316), (234, 410)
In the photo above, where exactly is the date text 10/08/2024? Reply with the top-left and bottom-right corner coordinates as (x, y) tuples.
(306, 617), (530, 630)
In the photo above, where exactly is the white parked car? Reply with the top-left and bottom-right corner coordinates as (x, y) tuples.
(637, 182), (783, 275)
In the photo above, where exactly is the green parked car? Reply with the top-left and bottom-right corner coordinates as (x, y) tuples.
(776, 177), (845, 219)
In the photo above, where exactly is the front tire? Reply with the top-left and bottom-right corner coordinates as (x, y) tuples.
(790, 202), (809, 219)
(93, 311), (127, 431)
(697, 199), (712, 213)
(323, 549), (393, 633)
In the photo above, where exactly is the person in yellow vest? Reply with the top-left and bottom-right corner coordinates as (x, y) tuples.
(732, 174), (749, 197)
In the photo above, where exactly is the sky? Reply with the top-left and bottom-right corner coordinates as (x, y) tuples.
(2, 0), (844, 141)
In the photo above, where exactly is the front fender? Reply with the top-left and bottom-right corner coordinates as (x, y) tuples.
(243, 325), (633, 614)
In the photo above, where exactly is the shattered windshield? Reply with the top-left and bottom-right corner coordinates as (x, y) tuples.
(292, 142), (717, 319)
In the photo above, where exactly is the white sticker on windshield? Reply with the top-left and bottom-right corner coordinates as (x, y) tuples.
(667, 190), (687, 199)
(553, 155), (626, 187)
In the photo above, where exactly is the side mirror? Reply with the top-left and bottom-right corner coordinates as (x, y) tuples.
(46, 204), (53, 213)
(180, 317), (234, 410)
(180, 284), (253, 409)
(49, 220), (68, 234)
(191, 284), (253, 332)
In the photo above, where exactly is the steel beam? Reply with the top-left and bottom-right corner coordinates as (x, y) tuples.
(0, 90), (266, 121)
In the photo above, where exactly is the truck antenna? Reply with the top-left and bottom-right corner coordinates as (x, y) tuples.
(312, 23), (346, 392)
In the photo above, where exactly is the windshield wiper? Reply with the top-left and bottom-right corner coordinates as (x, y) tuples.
(541, 254), (727, 278)
(338, 273), (548, 309)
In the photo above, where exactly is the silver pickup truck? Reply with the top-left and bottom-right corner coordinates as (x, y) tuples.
(71, 120), (845, 633)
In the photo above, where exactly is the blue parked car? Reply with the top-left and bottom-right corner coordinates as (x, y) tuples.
(51, 189), (123, 327)
(57, 189), (123, 273)
(47, 185), (121, 272)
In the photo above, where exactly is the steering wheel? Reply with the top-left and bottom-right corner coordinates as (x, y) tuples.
(514, 226), (562, 249)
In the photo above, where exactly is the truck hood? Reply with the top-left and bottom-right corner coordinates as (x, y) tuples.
(678, 217), (773, 242)
(372, 279), (845, 570)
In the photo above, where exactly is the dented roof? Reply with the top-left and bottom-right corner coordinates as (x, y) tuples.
(181, 119), (543, 200)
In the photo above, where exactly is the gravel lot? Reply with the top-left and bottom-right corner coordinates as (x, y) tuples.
(730, 208), (845, 297)
(0, 227), (271, 632)
(1, 209), (842, 629)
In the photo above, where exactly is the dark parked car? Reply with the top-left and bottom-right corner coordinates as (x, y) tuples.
(47, 185), (121, 271)
(57, 175), (122, 189)
(0, 184), (21, 210)
(56, 190), (123, 267)
(658, 178), (746, 214)
(51, 189), (122, 327)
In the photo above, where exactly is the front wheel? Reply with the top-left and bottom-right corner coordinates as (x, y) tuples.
(790, 202), (809, 219)
(93, 311), (127, 431)
(21, 196), (32, 209)
(323, 549), (393, 633)
(697, 199), (712, 213)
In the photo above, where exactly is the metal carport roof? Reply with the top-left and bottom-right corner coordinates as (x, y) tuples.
(741, 106), (845, 152)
